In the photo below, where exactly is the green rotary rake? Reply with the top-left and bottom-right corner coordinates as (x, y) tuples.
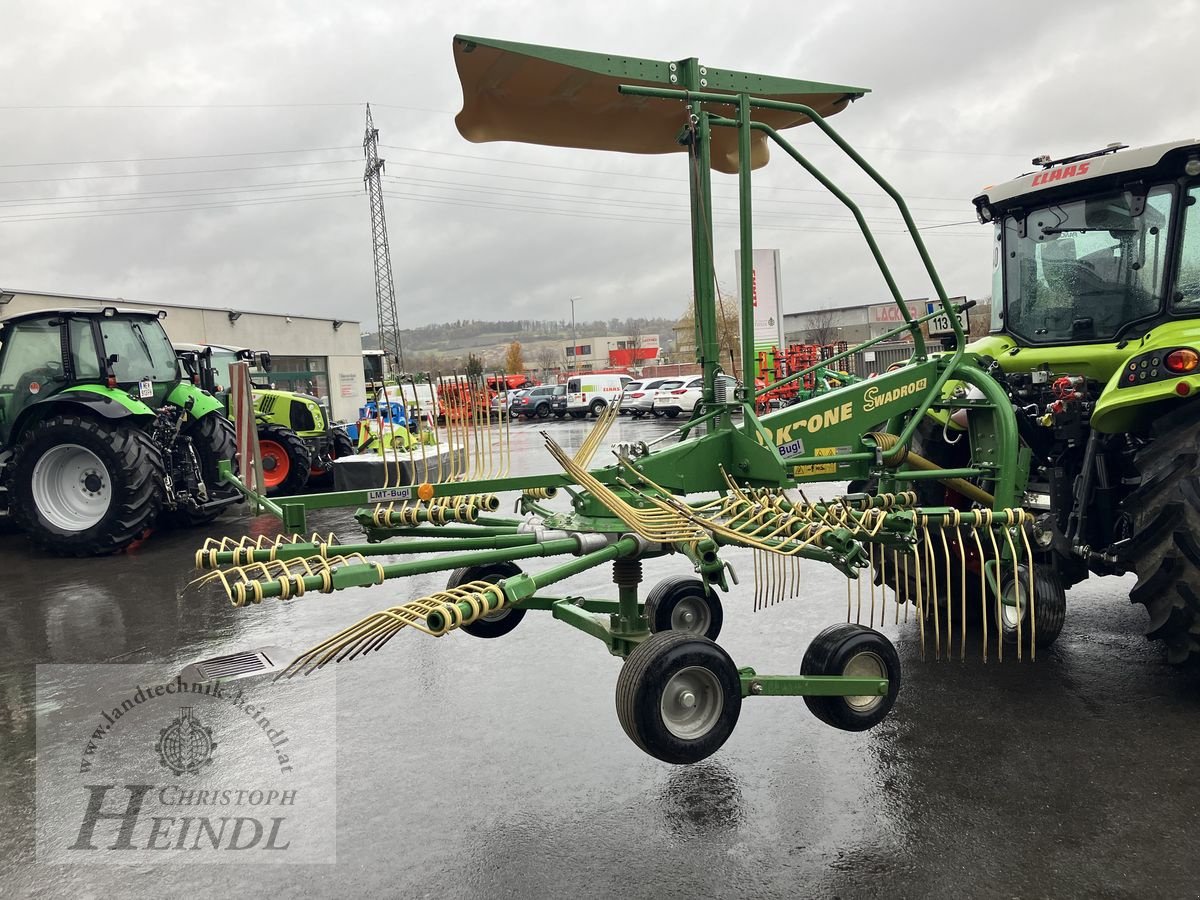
(187, 35), (1044, 764)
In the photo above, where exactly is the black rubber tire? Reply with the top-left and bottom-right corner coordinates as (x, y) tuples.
(995, 565), (1066, 648)
(257, 423), (311, 496)
(616, 632), (741, 765)
(632, 410), (645, 419)
(446, 560), (526, 638)
(652, 410), (664, 418)
(866, 418), (981, 614)
(644, 576), (723, 641)
(9, 413), (164, 556)
(664, 408), (680, 419)
(168, 413), (238, 527)
(589, 399), (606, 417)
(535, 403), (551, 419)
(553, 412), (565, 419)
(1117, 402), (1200, 664)
(569, 411), (587, 420)
(800, 623), (901, 732)
(307, 429), (355, 488)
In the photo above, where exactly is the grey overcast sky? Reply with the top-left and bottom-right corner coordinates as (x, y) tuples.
(2, 0), (1196, 331)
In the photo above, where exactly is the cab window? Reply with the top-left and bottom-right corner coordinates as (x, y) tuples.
(0, 316), (65, 443)
(69, 318), (101, 380)
(1174, 185), (1200, 311)
(1002, 185), (1175, 342)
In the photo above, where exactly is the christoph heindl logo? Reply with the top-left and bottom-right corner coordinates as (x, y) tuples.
(36, 665), (337, 865)
(156, 707), (217, 775)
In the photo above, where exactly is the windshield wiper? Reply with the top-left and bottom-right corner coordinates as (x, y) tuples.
(1041, 226), (1138, 235)
(130, 322), (156, 366)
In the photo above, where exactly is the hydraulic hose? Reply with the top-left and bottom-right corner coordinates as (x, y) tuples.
(868, 432), (996, 508)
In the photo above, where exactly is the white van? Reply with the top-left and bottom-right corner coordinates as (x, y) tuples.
(564, 373), (632, 417)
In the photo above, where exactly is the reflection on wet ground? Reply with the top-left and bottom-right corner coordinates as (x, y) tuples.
(3, 415), (1199, 897)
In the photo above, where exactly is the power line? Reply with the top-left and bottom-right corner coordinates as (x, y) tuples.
(379, 174), (975, 229)
(377, 185), (987, 238)
(0, 146), (359, 169)
(0, 102), (366, 110)
(0, 190), (359, 224)
(0, 158), (362, 186)
(381, 158), (968, 214)
(379, 142), (972, 204)
(0, 178), (362, 209)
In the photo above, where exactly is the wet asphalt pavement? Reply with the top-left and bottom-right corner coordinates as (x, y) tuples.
(3, 414), (1200, 898)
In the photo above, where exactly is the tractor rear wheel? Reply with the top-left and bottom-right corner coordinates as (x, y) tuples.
(257, 424), (311, 496)
(10, 413), (163, 556)
(168, 413), (238, 527)
(1117, 403), (1200, 664)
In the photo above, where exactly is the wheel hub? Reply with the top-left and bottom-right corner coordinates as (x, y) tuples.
(842, 651), (887, 712)
(670, 597), (711, 636)
(660, 666), (723, 740)
(31, 443), (112, 532)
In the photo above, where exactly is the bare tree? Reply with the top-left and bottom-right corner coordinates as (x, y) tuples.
(535, 344), (559, 376)
(805, 309), (839, 346)
(968, 300), (992, 339)
(625, 317), (644, 358)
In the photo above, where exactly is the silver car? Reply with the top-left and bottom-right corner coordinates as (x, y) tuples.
(622, 378), (677, 418)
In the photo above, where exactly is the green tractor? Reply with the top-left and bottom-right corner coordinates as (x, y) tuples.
(175, 343), (354, 495)
(947, 140), (1200, 662)
(0, 307), (239, 556)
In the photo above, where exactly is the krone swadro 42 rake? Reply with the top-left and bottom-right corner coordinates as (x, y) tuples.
(187, 36), (1048, 765)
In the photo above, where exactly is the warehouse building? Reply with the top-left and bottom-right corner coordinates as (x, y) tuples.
(0, 288), (364, 422)
(783, 299), (933, 345)
(564, 333), (661, 371)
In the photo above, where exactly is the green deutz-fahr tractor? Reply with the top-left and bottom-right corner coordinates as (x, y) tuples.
(175, 343), (354, 495)
(950, 140), (1200, 663)
(0, 307), (239, 555)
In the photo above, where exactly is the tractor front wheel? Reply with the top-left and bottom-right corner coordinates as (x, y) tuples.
(257, 424), (311, 496)
(10, 413), (163, 556)
(1118, 403), (1200, 664)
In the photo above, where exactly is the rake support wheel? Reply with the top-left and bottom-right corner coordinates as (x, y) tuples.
(800, 623), (900, 732)
(644, 576), (723, 641)
(616, 631), (741, 765)
(446, 560), (526, 638)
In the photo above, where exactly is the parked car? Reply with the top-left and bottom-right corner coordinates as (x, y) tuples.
(651, 375), (740, 419)
(564, 373), (632, 418)
(648, 379), (686, 418)
(491, 388), (528, 418)
(622, 377), (676, 418)
(510, 384), (564, 419)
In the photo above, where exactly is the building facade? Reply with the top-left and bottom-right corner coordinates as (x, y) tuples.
(564, 334), (661, 371)
(783, 299), (932, 345)
(1, 289), (364, 422)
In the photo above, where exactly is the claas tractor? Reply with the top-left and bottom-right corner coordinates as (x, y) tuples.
(0, 307), (238, 556)
(953, 140), (1200, 662)
(176, 343), (355, 496)
(182, 37), (1200, 768)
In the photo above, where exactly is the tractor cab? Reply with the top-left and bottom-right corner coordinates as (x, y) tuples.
(0, 307), (179, 446)
(974, 140), (1200, 371)
(175, 342), (272, 405)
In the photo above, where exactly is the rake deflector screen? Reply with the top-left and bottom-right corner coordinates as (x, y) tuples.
(452, 34), (869, 174)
